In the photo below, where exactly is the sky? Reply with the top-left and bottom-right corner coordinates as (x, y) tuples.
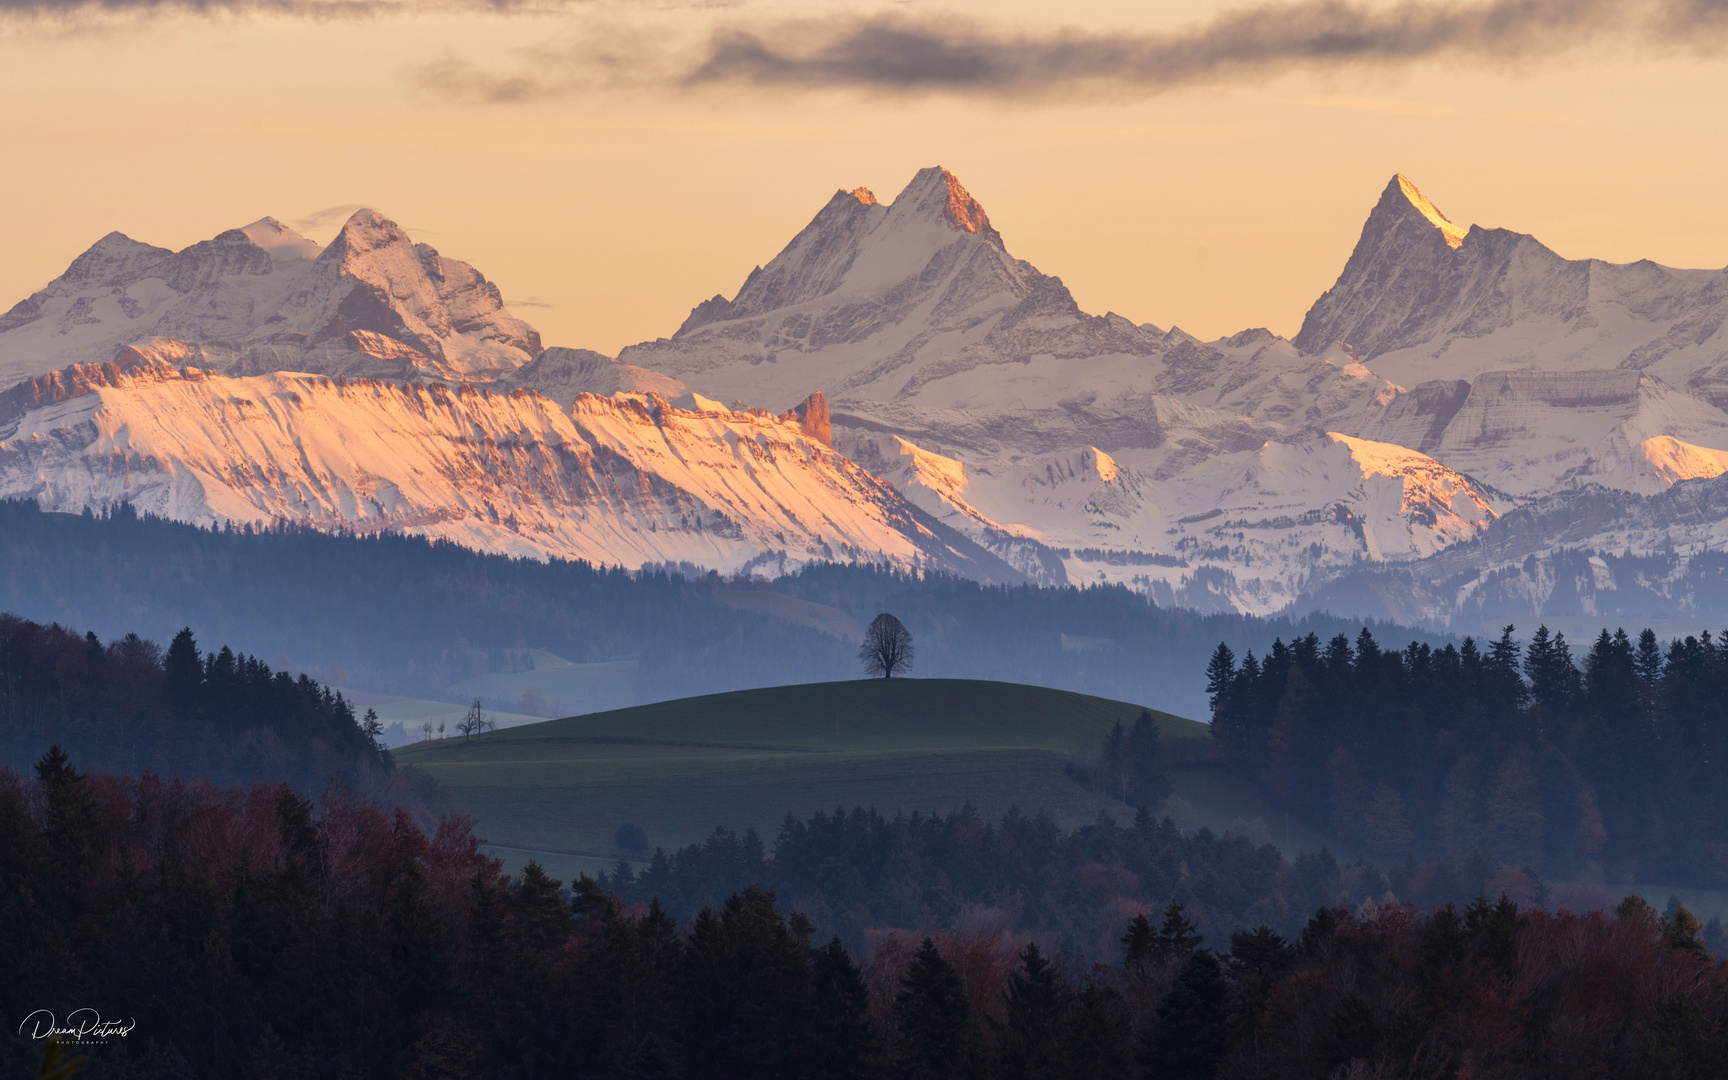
(4, 0), (1728, 356)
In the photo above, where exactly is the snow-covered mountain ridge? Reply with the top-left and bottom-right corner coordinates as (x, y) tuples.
(604, 167), (1728, 609)
(1296, 175), (1728, 406)
(0, 211), (542, 387)
(1295, 474), (1728, 635)
(7, 170), (1728, 620)
(0, 353), (1018, 581)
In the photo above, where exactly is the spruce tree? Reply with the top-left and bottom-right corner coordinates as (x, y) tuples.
(1154, 902), (1203, 963)
(1128, 710), (1171, 809)
(1226, 927), (1294, 1055)
(892, 938), (970, 1080)
(165, 626), (203, 710)
(616, 1034), (676, 1080)
(996, 943), (1067, 1080)
(1121, 914), (1156, 969)
(1100, 721), (1131, 801)
(810, 936), (874, 1080)
(1204, 644), (1238, 759)
(35, 745), (98, 884)
(1634, 628), (1665, 684)
(1139, 950), (1229, 1079)
(1061, 984), (1133, 1080)
(679, 886), (813, 1080)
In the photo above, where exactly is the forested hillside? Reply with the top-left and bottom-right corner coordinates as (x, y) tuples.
(1208, 624), (1728, 888)
(0, 500), (1446, 718)
(6, 754), (1724, 1080)
(0, 613), (413, 803)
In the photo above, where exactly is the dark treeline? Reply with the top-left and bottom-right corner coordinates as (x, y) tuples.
(0, 612), (410, 801)
(1207, 623), (1728, 887)
(589, 801), (1728, 964)
(0, 499), (1444, 718)
(9, 755), (1727, 1080)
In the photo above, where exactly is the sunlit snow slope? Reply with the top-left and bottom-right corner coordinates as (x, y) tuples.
(0, 356), (1019, 581)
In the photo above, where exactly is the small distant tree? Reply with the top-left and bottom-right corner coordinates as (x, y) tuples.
(615, 822), (649, 853)
(360, 707), (385, 750)
(436, 721), (446, 740)
(859, 613), (914, 679)
(1128, 709), (1172, 809)
(458, 700), (494, 741)
(420, 721), (434, 742)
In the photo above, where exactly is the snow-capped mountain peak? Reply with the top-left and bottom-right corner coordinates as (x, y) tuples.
(55, 232), (170, 290)
(320, 207), (410, 263)
(238, 217), (322, 264)
(890, 166), (1000, 242)
(0, 208), (542, 386)
(1292, 175), (1480, 357)
(1395, 174), (1467, 248)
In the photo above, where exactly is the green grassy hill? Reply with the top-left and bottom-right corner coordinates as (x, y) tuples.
(396, 678), (1329, 880)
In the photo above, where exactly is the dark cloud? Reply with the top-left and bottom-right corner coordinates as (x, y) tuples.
(685, 0), (1650, 95)
(411, 0), (1728, 104)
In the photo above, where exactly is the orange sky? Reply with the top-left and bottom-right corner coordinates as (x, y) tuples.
(4, 2), (1728, 356)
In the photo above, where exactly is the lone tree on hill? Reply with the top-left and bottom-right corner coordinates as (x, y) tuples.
(860, 613), (914, 679)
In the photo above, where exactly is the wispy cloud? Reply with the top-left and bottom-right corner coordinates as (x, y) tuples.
(412, 0), (1728, 104)
(289, 205), (368, 232)
(0, 0), (577, 20)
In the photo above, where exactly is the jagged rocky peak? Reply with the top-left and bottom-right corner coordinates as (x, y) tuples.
(780, 390), (832, 447)
(319, 208), (415, 266)
(1393, 174), (1467, 249)
(669, 166), (1008, 338)
(891, 166), (999, 241)
(1291, 175), (1478, 356)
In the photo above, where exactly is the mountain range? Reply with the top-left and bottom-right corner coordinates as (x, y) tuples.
(4, 170), (1728, 626)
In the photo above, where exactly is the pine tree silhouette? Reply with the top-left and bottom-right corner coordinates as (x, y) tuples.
(892, 938), (969, 1080)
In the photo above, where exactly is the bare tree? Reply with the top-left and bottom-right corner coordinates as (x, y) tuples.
(420, 720), (434, 742)
(457, 699), (494, 741)
(859, 613), (914, 679)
